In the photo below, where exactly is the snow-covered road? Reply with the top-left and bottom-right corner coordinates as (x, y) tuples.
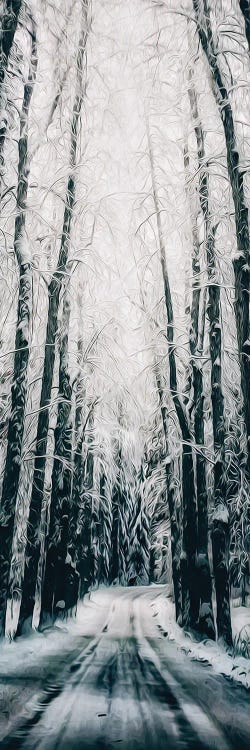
(2, 587), (250, 749)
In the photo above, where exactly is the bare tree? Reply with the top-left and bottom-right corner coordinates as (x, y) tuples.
(183, 120), (215, 638)
(146, 118), (199, 630)
(154, 364), (182, 622)
(188, 60), (233, 644)
(239, 0), (250, 50)
(99, 472), (112, 584)
(0, 19), (37, 636)
(18, 3), (89, 630)
(193, 0), (250, 478)
(0, 1), (23, 182)
(40, 293), (73, 621)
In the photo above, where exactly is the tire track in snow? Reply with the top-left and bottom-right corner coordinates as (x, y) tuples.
(1, 588), (236, 750)
(129, 595), (205, 750)
(1, 597), (118, 749)
(12, 590), (139, 749)
(133, 591), (231, 750)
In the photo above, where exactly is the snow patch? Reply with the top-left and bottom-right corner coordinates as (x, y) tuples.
(153, 593), (250, 690)
(213, 504), (229, 524)
(0, 588), (113, 740)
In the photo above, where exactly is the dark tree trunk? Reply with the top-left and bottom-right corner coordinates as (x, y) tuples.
(118, 495), (129, 585)
(77, 435), (94, 594)
(0, 1), (22, 181)
(91, 488), (100, 587)
(68, 394), (97, 606)
(41, 295), (73, 620)
(49, 294), (72, 550)
(71, 432), (85, 590)
(187, 46), (233, 644)
(239, 0), (250, 51)
(149, 545), (157, 583)
(18, 279), (64, 628)
(193, 0), (250, 475)
(0, 27), (37, 636)
(68, 399), (95, 597)
(18, 14), (88, 631)
(110, 487), (119, 583)
(185, 74), (215, 639)
(99, 474), (112, 583)
(242, 574), (246, 607)
(0, 1), (22, 79)
(212, 510), (232, 646)
(70, 335), (85, 547)
(194, 363), (215, 638)
(154, 366), (182, 622)
(147, 119), (198, 630)
(180, 443), (200, 629)
(207, 230), (232, 645)
(167, 466), (182, 621)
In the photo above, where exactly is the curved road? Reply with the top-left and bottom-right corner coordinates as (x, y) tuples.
(3, 587), (250, 749)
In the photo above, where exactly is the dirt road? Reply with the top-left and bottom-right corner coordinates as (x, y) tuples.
(2, 587), (250, 749)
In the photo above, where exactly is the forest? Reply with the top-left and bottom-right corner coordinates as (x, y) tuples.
(0, 0), (250, 661)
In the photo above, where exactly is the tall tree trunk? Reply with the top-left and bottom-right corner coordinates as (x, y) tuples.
(239, 0), (250, 51)
(184, 80), (215, 638)
(207, 226), (232, 645)
(146, 118), (199, 630)
(70, 334), (85, 549)
(91, 478), (100, 587)
(0, 25), (37, 636)
(118, 477), (129, 586)
(49, 293), (72, 552)
(40, 294), (72, 620)
(193, 0), (250, 477)
(0, 1), (22, 79)
(18, 9), (88, 630)
(110, 485), (120, 584)
(78, 421), (94, 593)
(187, 213), (214, 638)
(99, 473), (112, 584)
(70, 395), (96, 578)
(128, 467), (150, 585)
(0, 1), (22, 187)
(154, 365), (182, 622)
(187, 54), (232, 645)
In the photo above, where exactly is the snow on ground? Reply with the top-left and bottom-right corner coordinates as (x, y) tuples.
(231, 605), (250, 655)
(0, 588), (113, 739)
(0, 585), (249, 742)
(152, 588), (250, 690)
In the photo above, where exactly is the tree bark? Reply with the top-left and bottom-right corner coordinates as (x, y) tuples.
(207, 227), (232, 645)
(70, 334), (85, 549)
(185, 74), (215, 639)
(49, 294), (72, 549)
(0, 25), (37, 636)
(187, 45), (232, 644)
(99, 473), (112, 584)
(0, 1), (22, 79)
(18, 9), (88, 630)
(193, 0), (250, 476)
(40, 294), (73, 620)
(154, 365), (182, 622)
(110, 485), (120, 583)
(0, 1), (22, 184)
(77, 422), (94, 594)
(239, 0), (250, 51)
(146, 118), (198, 630)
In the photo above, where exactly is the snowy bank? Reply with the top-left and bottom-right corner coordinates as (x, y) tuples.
(0, 589), (112, 740)
(152, 590), (250, 690)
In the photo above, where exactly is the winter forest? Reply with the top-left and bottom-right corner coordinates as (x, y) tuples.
(0, 0), (250, 747)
